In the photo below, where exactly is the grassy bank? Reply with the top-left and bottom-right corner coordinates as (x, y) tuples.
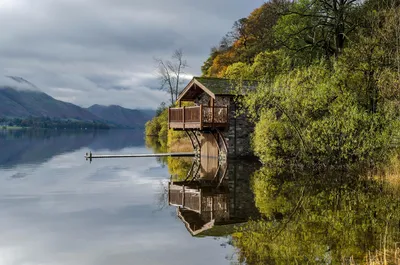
(145, 104), (193, 153)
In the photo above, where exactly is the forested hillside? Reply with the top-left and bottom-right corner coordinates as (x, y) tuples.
(199, 1), (400, 263)
(201, 0), (400, 170)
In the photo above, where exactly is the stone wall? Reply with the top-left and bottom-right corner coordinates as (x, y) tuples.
(219, 97), (254, 158)
(224, 161), (260, 221)
(215, 96), (230, 106)
(194, 93), (211, 106)
(193, 92), (255, 158)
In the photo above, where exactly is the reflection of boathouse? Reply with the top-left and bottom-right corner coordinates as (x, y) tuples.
(168, 77), (257, 159)
(168, 158), (260, 236)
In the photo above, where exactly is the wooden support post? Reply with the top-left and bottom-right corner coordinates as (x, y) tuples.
(211, 195), (214, 220)
(199, 189), (202, 214)
(211, 98), (215, 128)
(182, 185), (185, 207)
(225, 106), (228, 124)
(212, 106), (215, 128)
(200, 105), (203, 130)
(182, 106), (186, 130)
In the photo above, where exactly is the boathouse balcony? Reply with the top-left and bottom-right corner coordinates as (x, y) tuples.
(168, 105), (228, 130)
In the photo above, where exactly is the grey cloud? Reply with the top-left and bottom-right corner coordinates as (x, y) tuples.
(0, 0), (264, 109)
(0, 75), (39, 91)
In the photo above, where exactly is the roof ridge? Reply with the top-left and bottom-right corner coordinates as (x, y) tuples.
(194, 76), (260, 82)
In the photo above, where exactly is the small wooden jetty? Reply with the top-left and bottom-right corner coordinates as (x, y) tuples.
(84, 152), (195, 161)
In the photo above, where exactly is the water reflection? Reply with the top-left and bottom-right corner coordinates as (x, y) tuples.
(233, 168), (400, 265)
(168, 157), (260, 237)
(0, 130), (235, 265)
(165, 156), (400, 264)
(0, 129), (144, 168)
(5, 129), (399, 264)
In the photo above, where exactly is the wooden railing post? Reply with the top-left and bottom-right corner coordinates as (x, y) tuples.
(212, 106), (215, 128)
(200, 105), (203, 130)
(182, 185), (185, 207)
(182, 106), (186, 130)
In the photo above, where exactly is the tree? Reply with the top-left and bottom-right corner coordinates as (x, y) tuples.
(201, 1), (287, 77)
(275, 0), (362, 60)
(155, 49), (188, 104)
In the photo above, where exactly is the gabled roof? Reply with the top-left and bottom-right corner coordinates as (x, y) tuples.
(177, 77), (258, 102)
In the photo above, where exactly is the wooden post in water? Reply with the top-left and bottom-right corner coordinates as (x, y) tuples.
(85, 152), (93, 163)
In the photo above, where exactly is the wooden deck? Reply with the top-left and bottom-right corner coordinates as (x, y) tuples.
(168, 106), (228, 130)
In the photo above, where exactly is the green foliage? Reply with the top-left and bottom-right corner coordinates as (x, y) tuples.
(145, 107), (193, 178)
(274, 0), (363, 60)
(145, 102), (193, 162)
(246, 63), (398, 169)
(234, 168), (400, 265)
(224, 62), (252, 80)
(201, 1), (286, 77)
(196, 2), (400, 264)
(224, 50), (289, 81)
(167, 157), (193, 181)
(145, 108), (168, 138)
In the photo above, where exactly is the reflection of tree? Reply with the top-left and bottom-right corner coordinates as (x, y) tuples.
(145, 136), (168, 165)
(154, 180), (169, 212)
(233, 167), (400, 265)
(168, 157), (194, 181)
(145, 134), (193, 179)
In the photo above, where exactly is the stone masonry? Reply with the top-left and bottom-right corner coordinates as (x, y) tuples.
(194, 92), (254, 158)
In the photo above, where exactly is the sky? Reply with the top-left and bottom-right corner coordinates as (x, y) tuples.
(0, 0), (264, 109)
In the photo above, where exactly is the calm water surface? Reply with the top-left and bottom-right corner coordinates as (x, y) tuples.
(0, 130), (236, 265)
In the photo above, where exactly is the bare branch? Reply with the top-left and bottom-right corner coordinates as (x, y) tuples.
(154, 49), (188, 104)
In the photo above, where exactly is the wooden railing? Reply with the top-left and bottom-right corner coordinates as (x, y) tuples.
(168, 105), (228, 129)
(202, 106), (228, 125)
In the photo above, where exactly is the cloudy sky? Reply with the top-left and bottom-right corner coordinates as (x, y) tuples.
(0, 0), (264, 109)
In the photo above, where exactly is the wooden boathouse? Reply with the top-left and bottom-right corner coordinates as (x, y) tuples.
(168, 77), (257, 159)
(168, 158), (260, 236)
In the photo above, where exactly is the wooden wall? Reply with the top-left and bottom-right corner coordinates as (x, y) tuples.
(200, 132), (219, 158)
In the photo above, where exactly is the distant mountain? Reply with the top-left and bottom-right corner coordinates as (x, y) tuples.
(0, 87), (99, 120)
(0, 76), (155, 128)
(87, 104), (155, 128)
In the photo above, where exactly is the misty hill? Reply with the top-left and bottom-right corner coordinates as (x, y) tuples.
(87, 104), (154, 128)
(0, 87), (99, 120)
(0, 76), (155, 128)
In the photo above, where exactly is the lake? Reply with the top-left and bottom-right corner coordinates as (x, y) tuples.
(2, 129), (400, 265)
(0, 129), (241, 265)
